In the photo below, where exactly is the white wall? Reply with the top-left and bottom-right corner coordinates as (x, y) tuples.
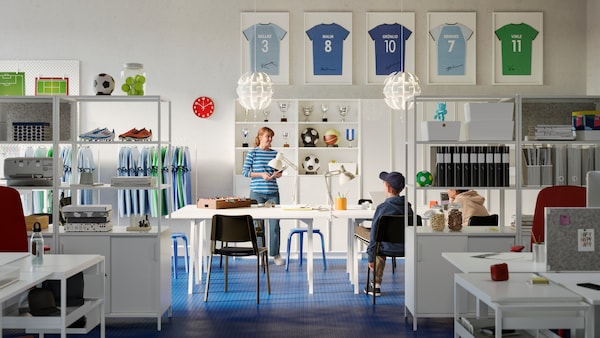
(0, 0), (595, 201)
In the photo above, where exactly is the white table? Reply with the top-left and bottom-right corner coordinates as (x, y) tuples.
(2, 254), (106, 338)
(170, 204), (373, 294)
(454, 272), (590, 338)
(540, 272), (600, 338)
(442, 251), (546, 273)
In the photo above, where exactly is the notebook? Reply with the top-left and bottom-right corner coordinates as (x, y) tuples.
(368, 191), (386, 207)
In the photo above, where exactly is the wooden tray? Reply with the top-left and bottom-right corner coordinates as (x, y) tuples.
(197, 198), (252, 209)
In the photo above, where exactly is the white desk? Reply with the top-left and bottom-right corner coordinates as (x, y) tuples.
(2, 254), (106, 338)
(540, 272), (600, 338)
(170, 204), (373, 294)
(442, 251), (546, 273)
(454, 272), (590, 338)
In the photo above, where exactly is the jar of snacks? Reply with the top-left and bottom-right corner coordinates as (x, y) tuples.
(429, 205), (445, 231)
(447, 202), (463, 231)
(121, 63), (146, 96)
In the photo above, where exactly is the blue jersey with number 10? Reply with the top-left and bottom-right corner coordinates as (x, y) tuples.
(306, 23), (350, 75)
(369, 23), (413, 75)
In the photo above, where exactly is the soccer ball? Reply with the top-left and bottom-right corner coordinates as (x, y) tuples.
(323, 129), (340, 146)
(94, 73), (115, 95)
(416, 170), (433, 187)
(300, 128), (319, 147)
(302, 154), (320, 174)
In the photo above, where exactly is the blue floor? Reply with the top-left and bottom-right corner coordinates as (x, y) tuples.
(5, 257), (454, 338)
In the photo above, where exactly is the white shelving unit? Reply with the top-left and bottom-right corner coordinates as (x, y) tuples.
(0, 95), (173, 331)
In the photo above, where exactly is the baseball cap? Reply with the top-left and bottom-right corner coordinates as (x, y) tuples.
(28, 287), (61, 316)
(379, 171), (405, 192)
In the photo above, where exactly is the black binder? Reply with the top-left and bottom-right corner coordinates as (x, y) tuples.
(445, 146), (454, 187)
(470, 146), (479, 187)
(486, 146), (495, 187)
(502, 146), (510, 187)
(478, 146), (487, 187)
(453, 146), (462, 187)
(436, 146), (446, 187)
(461, 146), (471, 187)
(494, 146), (503, 187)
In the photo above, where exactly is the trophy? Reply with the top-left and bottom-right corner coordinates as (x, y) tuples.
(241, 127), (249, 147)
(278, 101), (289, 122)
(263, 110), (270, 122)
(345, 128), (355, 147)
(321, 103), (329, 122)
(338, 106), (350, 122)
(282, 131), (290, 148)
(302, 105), (313, 122)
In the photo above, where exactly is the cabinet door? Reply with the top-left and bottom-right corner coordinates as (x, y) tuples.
(467, 236), (515, 252)
(60, 235), (110, 310)
(110, 236), (159, 313)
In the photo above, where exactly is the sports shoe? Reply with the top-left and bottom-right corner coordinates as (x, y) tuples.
(118, 128), (139, 140)
(79, 127), (114, 141)
(364, 284), (381, 296)
(273, 255), (285, 266)
(131, 128), (152, 140)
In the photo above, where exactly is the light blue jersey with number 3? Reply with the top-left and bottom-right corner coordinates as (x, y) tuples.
(243, 23), (287, 76)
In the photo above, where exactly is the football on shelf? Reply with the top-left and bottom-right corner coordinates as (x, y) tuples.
(416, 170), (433, 187)
(301, 128), (319, 147)
(94, 73), (115, 95)
(302, 154), (320, 174)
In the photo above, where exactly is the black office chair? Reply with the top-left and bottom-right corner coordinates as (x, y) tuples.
(220, 199), (266, 271)
(468, 214), (499, 226)
(204, 214), (271, 304)
(365, 214), (421, 304)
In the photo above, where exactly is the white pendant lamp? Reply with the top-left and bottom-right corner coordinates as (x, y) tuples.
(383, 71), (421, 111)
(236, 71), (273, 111)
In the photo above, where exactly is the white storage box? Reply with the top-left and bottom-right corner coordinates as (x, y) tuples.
(466, 121), (514, 140)
(328, 162), (358, 175)
(576, 130), (600, 141)
(420, 121), (460, 141)
(464, 102), (514, 121)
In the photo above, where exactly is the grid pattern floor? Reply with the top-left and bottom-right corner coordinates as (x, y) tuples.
(4, 257), (454, 338)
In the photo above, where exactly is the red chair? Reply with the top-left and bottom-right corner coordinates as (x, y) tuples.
(530, 185), (586, 250)
(0, 186), (29, 252)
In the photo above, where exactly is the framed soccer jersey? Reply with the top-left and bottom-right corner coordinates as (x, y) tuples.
(304, 12), (352, 85)
(427, 12), (476, 85)
(241, 12), (289, 85)
(493, 12), (543, 85)
(366, 12), (415, 84)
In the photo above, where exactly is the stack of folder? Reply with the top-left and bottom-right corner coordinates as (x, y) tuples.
(432, 146), (509, 188)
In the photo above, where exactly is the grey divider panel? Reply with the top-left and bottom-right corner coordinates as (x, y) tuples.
(545, 207), (600, 271)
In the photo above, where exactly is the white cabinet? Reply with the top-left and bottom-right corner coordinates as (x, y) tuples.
(60, 220), (171, 331)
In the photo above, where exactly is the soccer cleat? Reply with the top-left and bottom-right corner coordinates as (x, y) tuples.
(118, 128), (139, 140)
(80, 127), (114, 141)
(130, 128), (152, 141)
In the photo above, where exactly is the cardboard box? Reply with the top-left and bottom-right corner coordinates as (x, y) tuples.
(464, 102), (514, 121)
(197, 198), (252, 209)
(466, 121), (514, 140)
(25, 215), (49, 231)
(420, 121), (460, 141)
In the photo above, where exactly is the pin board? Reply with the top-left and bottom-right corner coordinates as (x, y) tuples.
(545, 207), (600, 271)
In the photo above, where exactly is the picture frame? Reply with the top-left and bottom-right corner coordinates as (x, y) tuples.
(304, 12), (352, 85)
(427, 12), (476, 85)
(240, 12), (290, 85)
(492, 12), (543, 85)
(0, 60), (79, 95)
(366, 12), (416, 85)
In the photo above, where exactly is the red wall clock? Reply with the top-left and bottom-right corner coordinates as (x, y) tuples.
(193, 96), (215, 118)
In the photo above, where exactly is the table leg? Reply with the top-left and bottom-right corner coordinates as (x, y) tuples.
(188, 219), (197, 294)
(305, 218), (314, 294)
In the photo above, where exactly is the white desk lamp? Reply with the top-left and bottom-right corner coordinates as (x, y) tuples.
(323, 165), (356, 209)
(268, 153), (298, 202)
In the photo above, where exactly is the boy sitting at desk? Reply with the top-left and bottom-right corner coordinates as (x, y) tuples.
(354, 171), (414, 296)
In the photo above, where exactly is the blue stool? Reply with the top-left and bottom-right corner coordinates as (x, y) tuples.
(172, 232), (189, 278)
(285, 228), (327, 271)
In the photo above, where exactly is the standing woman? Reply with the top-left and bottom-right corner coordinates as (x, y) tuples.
(242, 127), (285, 265)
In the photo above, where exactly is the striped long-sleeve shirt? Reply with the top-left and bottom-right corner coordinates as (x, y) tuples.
(242, 147), (278, 193)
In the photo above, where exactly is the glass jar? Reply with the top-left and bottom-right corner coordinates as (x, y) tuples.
(447, 202), (463, 231)
(120, 63), (146, 96)
(429, 205), (445, 232)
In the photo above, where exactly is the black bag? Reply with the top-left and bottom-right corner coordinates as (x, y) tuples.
(42, 271), (84, 307)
